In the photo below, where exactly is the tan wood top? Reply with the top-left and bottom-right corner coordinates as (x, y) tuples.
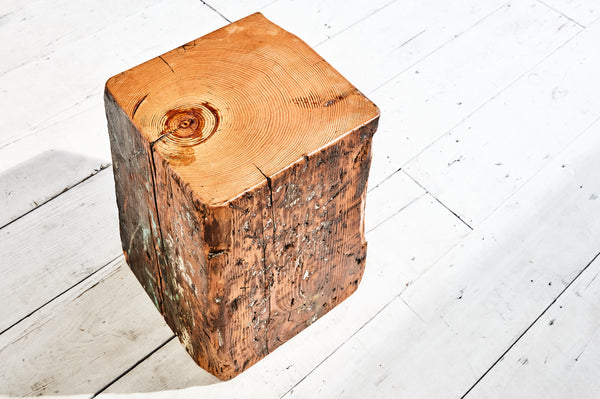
(106, 12), (380, 205)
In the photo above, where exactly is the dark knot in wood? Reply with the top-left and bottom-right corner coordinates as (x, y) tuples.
(161, 102), (220, 147)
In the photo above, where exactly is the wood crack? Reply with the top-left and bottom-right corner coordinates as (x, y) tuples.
(131, 93), (148, 118)
(255, 165), (277, 234)
(158, 55), (175, 74)
(148, 142), (167, 314)
(257, 194), (271, 354)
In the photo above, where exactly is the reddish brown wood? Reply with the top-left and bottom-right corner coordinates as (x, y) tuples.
(105, 12), (379, 380)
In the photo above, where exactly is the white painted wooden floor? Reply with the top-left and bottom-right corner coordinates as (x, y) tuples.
(2, 0), (600, 397)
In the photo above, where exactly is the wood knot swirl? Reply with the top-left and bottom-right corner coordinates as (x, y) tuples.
(160, 102), (219, 147)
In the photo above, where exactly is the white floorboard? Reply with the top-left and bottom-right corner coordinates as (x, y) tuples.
(404, 17), (600, 227)
(205, 0), (275, 22)
(0, 0), (162, 74)
(319, 0), (507, 92)
(261, 0), (395, 47)
(467, 254), (600, 398)
(368, 0), (581, 186)
(0, 258), (172, 397)
(0, 150), (106, 227)
(0, 169), (120, 333)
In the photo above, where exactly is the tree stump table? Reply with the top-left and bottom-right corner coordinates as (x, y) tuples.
(104, 12), (380, 380)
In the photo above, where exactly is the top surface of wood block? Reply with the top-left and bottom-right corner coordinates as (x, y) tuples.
(106, 13), (379, 205)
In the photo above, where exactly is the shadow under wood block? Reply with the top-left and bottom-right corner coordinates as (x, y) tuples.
(0, 149), (106, 228)
(104, 12), (379, 380)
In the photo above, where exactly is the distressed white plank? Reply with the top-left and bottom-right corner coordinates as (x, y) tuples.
(262, 0), (395, 47)
(205, 0), (277, 22)
(0, 0), (225, 152)
(103, 338), (220, 392)
(368, 0), (581, 186)
(286, 297), (423, 399)
(0, 150), (106, 227)
(0, 169), (120, 332)
(405, 17), (600, 227)
(0, 0), (161, 74)
(0, 0), (33, 17)
(99, 180), (470, 396)
(365, 171), (425, 232)
(316, 0), (507, 93)
(0, 258), (172, 397)
(284, 119), (600, 397)
(468, 255), (600, 399)
(542, 0), (600, 26)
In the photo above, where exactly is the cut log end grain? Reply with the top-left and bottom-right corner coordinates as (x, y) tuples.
(105, 12), (380, 380)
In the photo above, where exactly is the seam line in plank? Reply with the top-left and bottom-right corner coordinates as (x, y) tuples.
(366, 192), (426, 234)
(535, 0), (585, 27)
(0, 163), (111, 231)
(367, 0), (511, 95)
(92, 335), (177, 397)
(461, 250), (600, 398)
(314, 0), (398, 47)
(279, 295), (404, 398)
(401, 169), (473, 230)
(0, 253), (122, 337)
(399, 22), (585, 170)
(200, 0), (231, 23)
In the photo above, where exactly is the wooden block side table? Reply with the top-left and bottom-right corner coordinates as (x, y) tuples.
(105, 12), (379, 380)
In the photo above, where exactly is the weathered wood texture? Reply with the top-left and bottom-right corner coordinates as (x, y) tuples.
(105, 13), (379, 380)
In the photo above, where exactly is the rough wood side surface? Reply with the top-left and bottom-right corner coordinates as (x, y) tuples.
(106, 94), (164, 312)
(105, 12), (379, 380)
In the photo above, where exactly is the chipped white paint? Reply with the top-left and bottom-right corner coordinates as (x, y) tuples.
(179, 329), (194, 355)
(216, 329), (223, 348)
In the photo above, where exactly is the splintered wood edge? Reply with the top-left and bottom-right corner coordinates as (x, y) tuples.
(105, 12), (380, 207)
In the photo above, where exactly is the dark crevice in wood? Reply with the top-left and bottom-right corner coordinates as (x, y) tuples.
(254, 165), (276, 354)
(323, 181), (349, 207)
(150, 131), (169, 147)
(148, 142), (167, 314)
(208, 249), (227, 259)
(257, 197), (271, 355)
(255, 164), (276, 234)
(131, 93), (149, 118)
(157, 55), (175, 74)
